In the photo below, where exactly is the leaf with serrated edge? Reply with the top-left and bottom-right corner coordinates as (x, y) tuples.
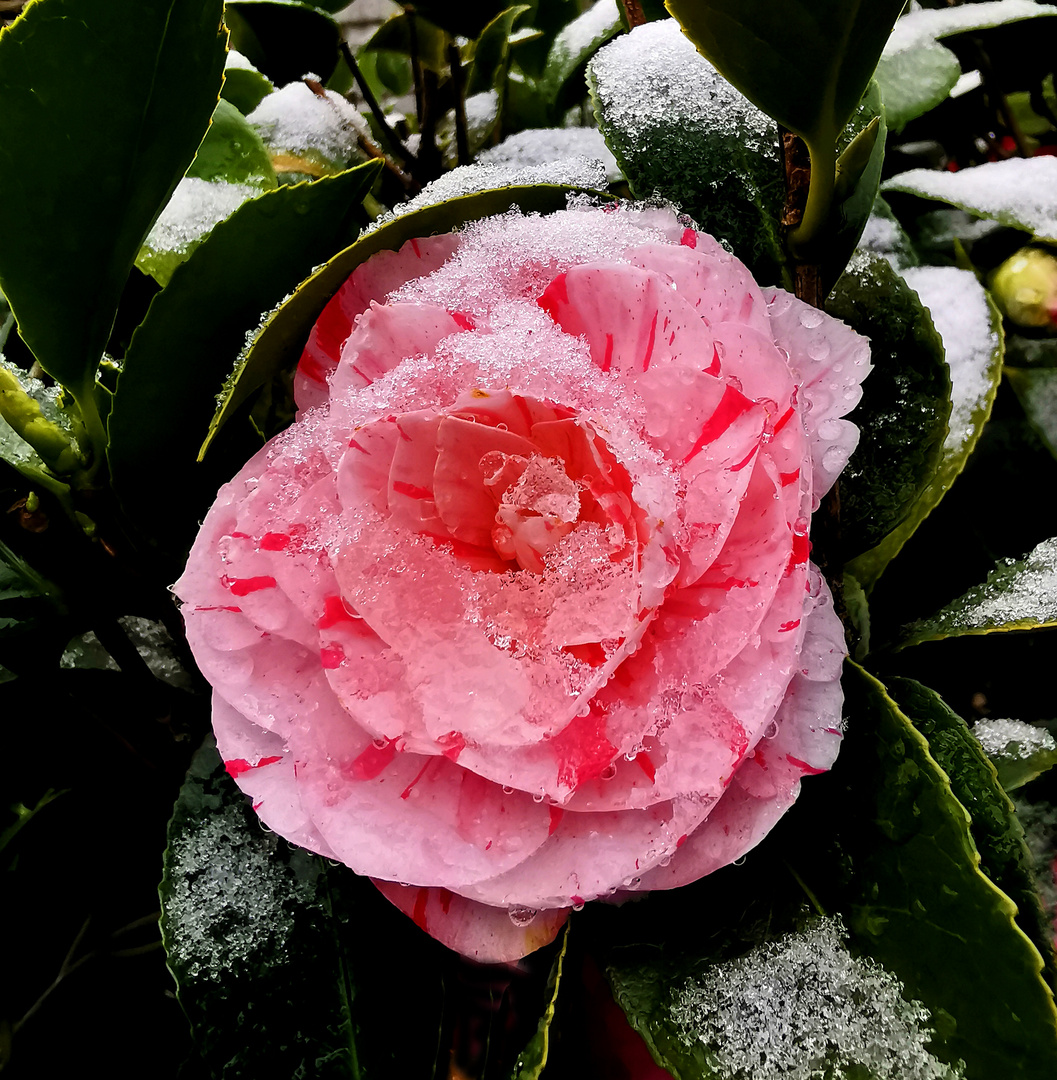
(848, 268), (1003, 591)
(108, 164), (380, 560)
(467, 6), (531, 97)
(897, 535), (1057, 649)
(826, 253), (951, 558)
(199, 183), (596, 460)
(887, 676), (1057, 992)
(842, 663), (1057, 1080)
(0, 0), (225, 404)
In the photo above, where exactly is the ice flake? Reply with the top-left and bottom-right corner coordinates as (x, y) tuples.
(163, 798), (314, 981)
(479, 127), (620, 183)
(901, 266), (999, 455)
(547, 0), (621, 73)
(144, 177), (259, 257)
(249, 81), (369, 163)
(883, 157), (1057, 243)
(974, 717), (1056, 761)
(885, 0), (1054, 53)
(669, 917), (963, 1080)
(224, 49), (258, 72)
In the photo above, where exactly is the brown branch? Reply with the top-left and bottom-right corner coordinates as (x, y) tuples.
(340, 39), (418, 170)
(618, 0), (648, 28)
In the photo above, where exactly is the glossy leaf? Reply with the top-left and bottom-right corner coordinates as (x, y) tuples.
(840, 664), (1057, 1080)
(467, 6), (532, 97)
(826, 253), (951, 558)
(887, 677), (1057, 992)
(108, 163), (380, 560)
(665, 0), (905, 159)
(875, 40), (961, 134)
(886, 0), (1057, 52)
(187, 99), (277, 188)
(200, 182), (594, 459)
(160, 739), (451, 1079)
(848, 267), (1004, 591)
(511, 923), (570, 1079)
(363, 11), (450, 74)
(136, 100), (278, 286)
(0, 0), (225, 404)
(974, 718), (1057, 793)
(225, 1), (341, 86)
(589, 18), (785, 282)
(883, 158), (1057, 244)
(538, 0), (622, 113)
(897, 535), (1057, 650)
(1007, 365), (1057, 461)
(220, 57), (275, 117)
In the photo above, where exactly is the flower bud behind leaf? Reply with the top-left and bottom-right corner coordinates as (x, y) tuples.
(990, 247), (1057, 332)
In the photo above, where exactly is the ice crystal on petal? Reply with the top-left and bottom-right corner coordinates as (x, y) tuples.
(669, 917), (963, 1080)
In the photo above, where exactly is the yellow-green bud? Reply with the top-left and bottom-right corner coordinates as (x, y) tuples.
(990, 247), (1057, 331)
(0, 368), (85, 475)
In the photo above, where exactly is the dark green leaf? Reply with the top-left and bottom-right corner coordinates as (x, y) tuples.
(897, 536), (1057, 650)
(225, 0), (341, 86)
(108, 163), (380, 561)
(0, 0), (225, 405)
(847, 267), (1003, 592)
(160, 739), (451, 1079)
(856, 195), (921, 273)
(1007, 365), (1057, 460)
(826, 253), (951, 558)
(1007, 334), (1057, 369)
(363, 11), (449, 74)
(538, 0), (623, 115)
(886, 677), (1057, 992)
(0, 538), (68, 674)
(875, 40), (961, 133)
(200, 182), (595, 460)
(397, 0), (507, 39)
(588, 19), (785, 282)
(665, 0), (905, 154)
(467, 6), (532, 97)
(839, 663), (1057, 1080)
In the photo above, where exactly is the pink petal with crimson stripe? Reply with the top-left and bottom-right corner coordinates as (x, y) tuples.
(295, 234), (459, 412)
(371, 881), (569, 963)
(330, 301), (463, 401)
(761, 287), (871, 504)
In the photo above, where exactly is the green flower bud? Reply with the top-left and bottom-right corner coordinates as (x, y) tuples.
(990, 247), (1057, 331)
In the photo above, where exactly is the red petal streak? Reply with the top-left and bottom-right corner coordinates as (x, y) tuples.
(450, 311), (476, 330)
(682, 386), (755, 464)
(729, 445), (758, 473)
(548, 806), (564, 835)
(601, 333), (614, 373)
(259, 532), (290, 551)
(537, 273), (568, 321)
(787, 755), (828, 776)
(704, 344), (721, 377)
(412, 887), (429, 930)
(779, 470), (800, 487)
(552, 704), (618, 791)
(224, 755), (282, 779)
(436, 731), (466, 762)
(391, 480), (433, 500)
(439, 888), (453, 914)
(401, 759), (434, 799)
(410, 238), (422, 258)
(345, 739), (398, 780)
(772, 405), (795, 436)
(680, 228), (697, 248)
(633, 752), (656, 783)
(642, 311), (658, 371)
(221, 575), (277, 596)
(676, 833), (688, 848)
(562, 642), (608, 667)
(320, 645), (345, 669)
(194, 604), (242, 613)
(779, 619), (801, 632)
(318, 594), (357, 629)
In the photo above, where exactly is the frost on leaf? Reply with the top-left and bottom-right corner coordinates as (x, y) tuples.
(883, 157), (1057, 243)
(974, 719), (1057, 791)
(162, 795), (314, 982)
(1014, 797), (1057, 930)
(588, 19), (783, 276)
(669, 917), (963, 1080)
(479, 127), (621, 183)
(901, 266), (1001, 459)
(900, 535), (1057, 648)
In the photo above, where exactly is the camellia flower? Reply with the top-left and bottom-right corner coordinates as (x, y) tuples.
(176, 202), (869, 962)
